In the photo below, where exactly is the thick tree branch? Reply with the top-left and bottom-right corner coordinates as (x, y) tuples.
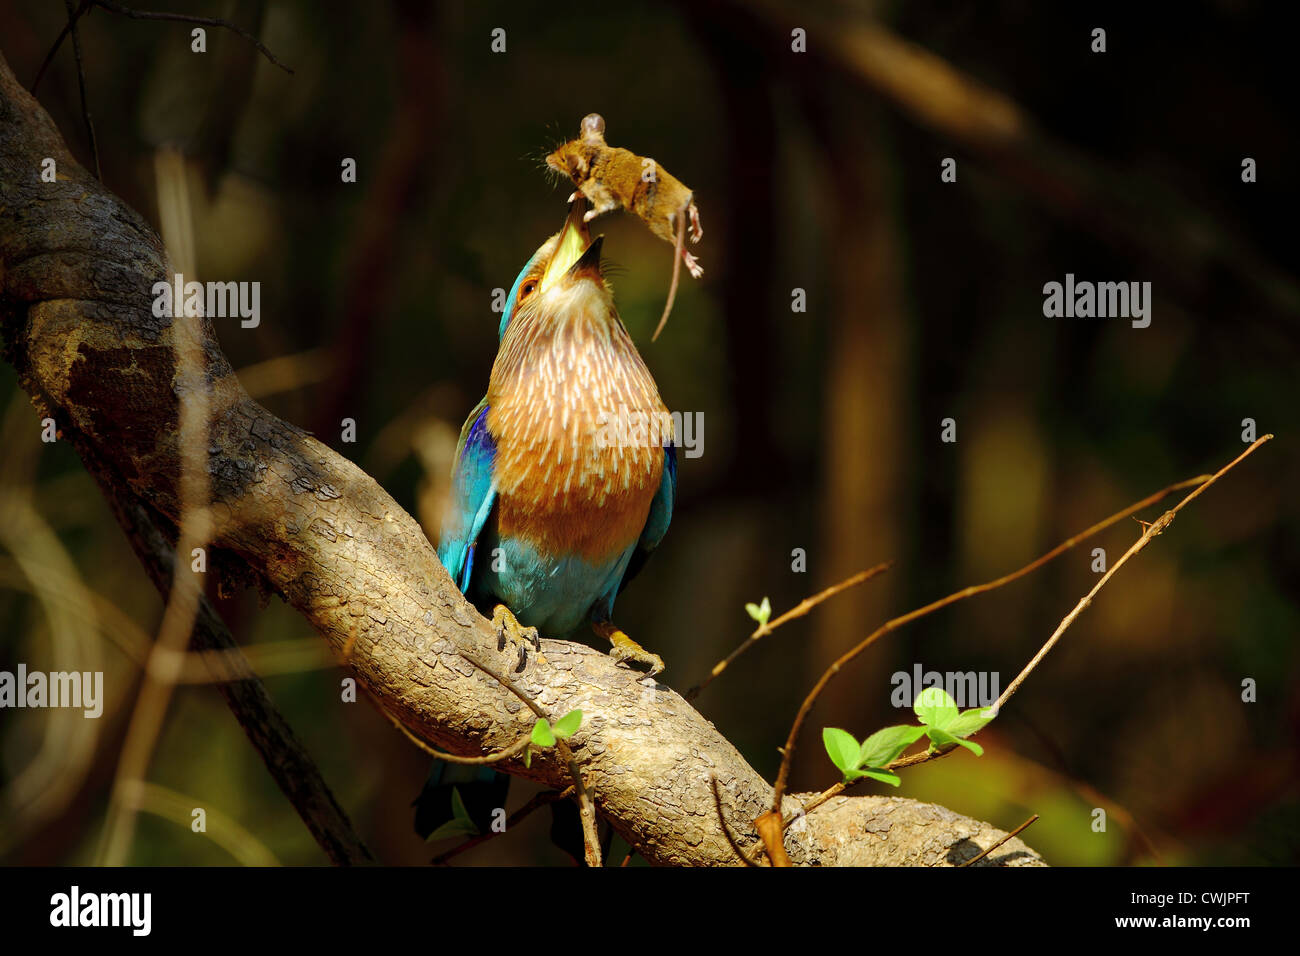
(0, 49), (1041, 866)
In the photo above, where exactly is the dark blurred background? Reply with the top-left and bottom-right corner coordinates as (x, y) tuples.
(1, 0), (1296, 865)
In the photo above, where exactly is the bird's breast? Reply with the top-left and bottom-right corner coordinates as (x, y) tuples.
(486, 319), (668, 565)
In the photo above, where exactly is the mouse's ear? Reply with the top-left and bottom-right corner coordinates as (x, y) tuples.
(580, 113), (606, 142)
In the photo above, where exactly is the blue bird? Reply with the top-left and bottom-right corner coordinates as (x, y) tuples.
(437, 196), (676, 674)
(415, 197), (675, 843)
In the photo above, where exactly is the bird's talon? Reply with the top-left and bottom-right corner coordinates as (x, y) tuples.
(491, 604), (539, 672)
(594, 622), (665, 677)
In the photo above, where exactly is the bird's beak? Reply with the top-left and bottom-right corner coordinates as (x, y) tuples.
(570, 235), (604, 282)
(540, 196), (598, 293)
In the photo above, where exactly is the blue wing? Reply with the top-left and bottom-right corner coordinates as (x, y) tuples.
(437, 399), (497, 593)
(617, 443), (677, 594)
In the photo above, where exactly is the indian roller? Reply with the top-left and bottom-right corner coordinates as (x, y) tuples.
(437, 195), (676, 676)
(415, 200), (677, 844)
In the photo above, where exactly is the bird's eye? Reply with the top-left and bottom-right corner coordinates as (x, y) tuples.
(520, 280), (538, 299)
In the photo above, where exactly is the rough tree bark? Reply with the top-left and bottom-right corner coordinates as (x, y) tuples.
(0, 49), (1042, 866)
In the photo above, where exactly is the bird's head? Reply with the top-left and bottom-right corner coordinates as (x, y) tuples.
(499, 197), (610, 340)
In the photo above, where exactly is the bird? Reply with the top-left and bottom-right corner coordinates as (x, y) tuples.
(438, 194), (677, 676)
(414, 197), (676, 844)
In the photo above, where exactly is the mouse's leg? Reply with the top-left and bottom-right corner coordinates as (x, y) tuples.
(683, 248), (702, 279)
(688, 201), (703, 243)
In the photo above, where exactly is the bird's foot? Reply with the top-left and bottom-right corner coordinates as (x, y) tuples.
(492, 604), (541, 674)
(592, 621), (664, 677)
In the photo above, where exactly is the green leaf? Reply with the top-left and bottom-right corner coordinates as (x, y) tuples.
(858, 724), (927, 769)
(745, 597), (772, 627)
(451, 785), (474, 823)
(425, 786), (480, 842)
(523, 746), (532, 769)
(926, 725), (984, 757)
(946, 706), (996, 739)
(914, 686), (958, 729)
(531, 719), (556, 747)
(822, 727), (861, 773)
(845, 767), (901, 787)
(425, 817), (478, 842)
(552, 709), (583, 739)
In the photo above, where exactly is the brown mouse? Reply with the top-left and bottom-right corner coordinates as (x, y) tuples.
(546, 113), (702, 339)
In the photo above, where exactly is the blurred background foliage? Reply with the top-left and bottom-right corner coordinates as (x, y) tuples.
(1, 0), (1296, 866)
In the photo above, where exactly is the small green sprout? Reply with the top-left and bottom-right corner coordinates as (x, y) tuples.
(745, 597), (772, 628)
(524, 709), (583, 768)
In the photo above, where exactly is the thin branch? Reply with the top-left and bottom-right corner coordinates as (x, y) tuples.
(379, 700), (532, 765)
(988, 436), (1273, 717)
(430, 787), (573, 866)
(767, 473), (1213, 821)
(90, 1), (293, 74)
(958, 814), (1039, 867)
(789, 438), (1274, 825)
(30, 0), (91, 92)
(685, 561), (893, 702)
(63, 0), (100, 180)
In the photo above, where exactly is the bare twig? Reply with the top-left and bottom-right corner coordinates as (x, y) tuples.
(789, 439), (1273, 826)
(958, 814), (1039, 867)
(31, 0), (91, 92)
(767, 473), (1212, 825)
(686, 561), (893, 702)
(91, 1), (293, 74)
(430, 787), (573, 866)
(379, 702), (532, 765)
(62, 0), (100, 180)
(989, 436), (1273, 718)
